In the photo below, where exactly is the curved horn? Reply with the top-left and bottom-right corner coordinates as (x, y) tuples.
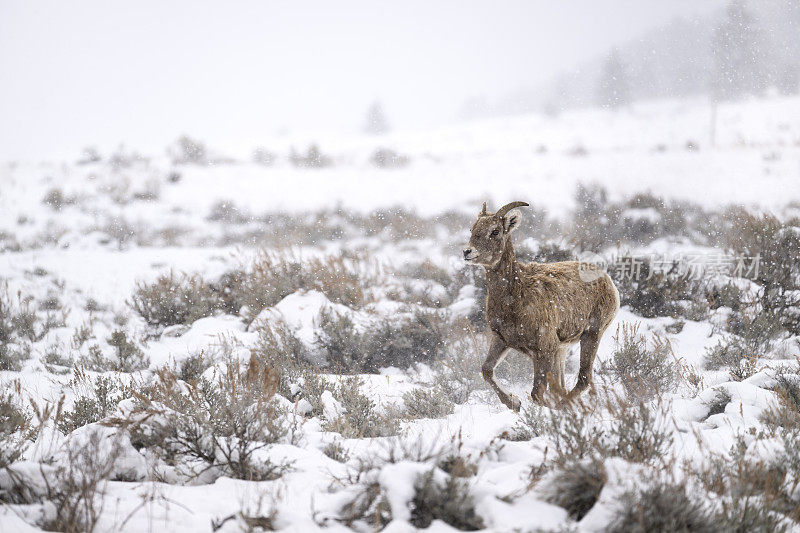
(480, 202), (487, 215)
(495, 201), (529, 218)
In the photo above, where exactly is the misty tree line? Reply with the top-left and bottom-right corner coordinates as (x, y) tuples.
(581, 0), (799, 110)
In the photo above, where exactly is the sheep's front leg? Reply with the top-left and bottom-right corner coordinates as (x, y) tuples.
(529, 331), (564, 404)
(482, 334), (520, 411)
(531, 353), (552, 404)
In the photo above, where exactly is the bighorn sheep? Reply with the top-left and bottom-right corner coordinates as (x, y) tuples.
(463, 201), (619, 410)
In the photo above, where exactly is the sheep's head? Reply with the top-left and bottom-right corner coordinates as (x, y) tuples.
(463, 201), (528, 267)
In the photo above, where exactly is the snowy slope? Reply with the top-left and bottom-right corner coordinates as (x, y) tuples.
(1, 95), (800, 532)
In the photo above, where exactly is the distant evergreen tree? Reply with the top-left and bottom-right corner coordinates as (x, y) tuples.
(364, 102), (390, 135)
(711, 0), (769, 101)
(596, 48), (630, 110)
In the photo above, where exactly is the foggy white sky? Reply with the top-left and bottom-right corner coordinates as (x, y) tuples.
(0, 0), (725, 161)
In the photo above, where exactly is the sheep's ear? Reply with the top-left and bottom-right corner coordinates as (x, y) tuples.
(504, 209), (522, 233)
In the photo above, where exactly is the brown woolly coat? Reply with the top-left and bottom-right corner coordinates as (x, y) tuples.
(485, 239), (618, 359)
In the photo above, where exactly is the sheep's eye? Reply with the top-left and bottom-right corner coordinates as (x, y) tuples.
(490, 229), (500, 237)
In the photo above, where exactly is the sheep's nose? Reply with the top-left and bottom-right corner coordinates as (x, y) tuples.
(463, 248), (472, 259)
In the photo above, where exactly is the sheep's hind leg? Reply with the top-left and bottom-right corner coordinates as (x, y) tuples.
(482, 334), (520, 411)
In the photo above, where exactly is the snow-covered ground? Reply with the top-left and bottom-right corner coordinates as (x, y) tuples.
(1, 96), (800, 532)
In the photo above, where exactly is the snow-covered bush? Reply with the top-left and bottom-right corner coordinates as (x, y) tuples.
(251, 320), (311, 398)
(360, 311), (447, 372)
(206, 199), (251, 224)
(510, 405), (546, 441)
(42, 188), (75, 211)
(168, 135), (208, 165)
(410, 468), (484, 530)
(0, 389), (32, 468)
(703, 388), (732, 419)
(335, 438), (481, 530)
(122, 357), (294, 482)
(517, 241), (576, 264)
(537, 394), (672, 466)
(538, 457), (606, 520)
(612, 254), (704, 319)
(1, 287), (38, 371)
(606, 481), (717, 533)
(41, 430), (126, 533)
(762, 373), (800, 431)
(704, 335), (761, 380)
(0, 341), (24, 372)
(177, 350), (214, 383)
(289, 144), (332, 168)
(722, 210), (800, 334)
(401, 387), (454, 420)
(229, 251), (373, 323)
(570, 185), (701, 250)
(601, 323), (678, 398)
(58, 374), (122, 435)
(251, 146), (275, 165)
(0, 285), (39, 344)
(321, 376), (400, 438)
(433, 329), (489, 404)
(370, 148), (409, 168)
(78, 330), (149, 372)
(130, 271), (224, 330)
(396, 259), (458, 308)
(312, 308), (447, 374)
(697, 443), (795, 532)
(313, 310), (364, 373)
